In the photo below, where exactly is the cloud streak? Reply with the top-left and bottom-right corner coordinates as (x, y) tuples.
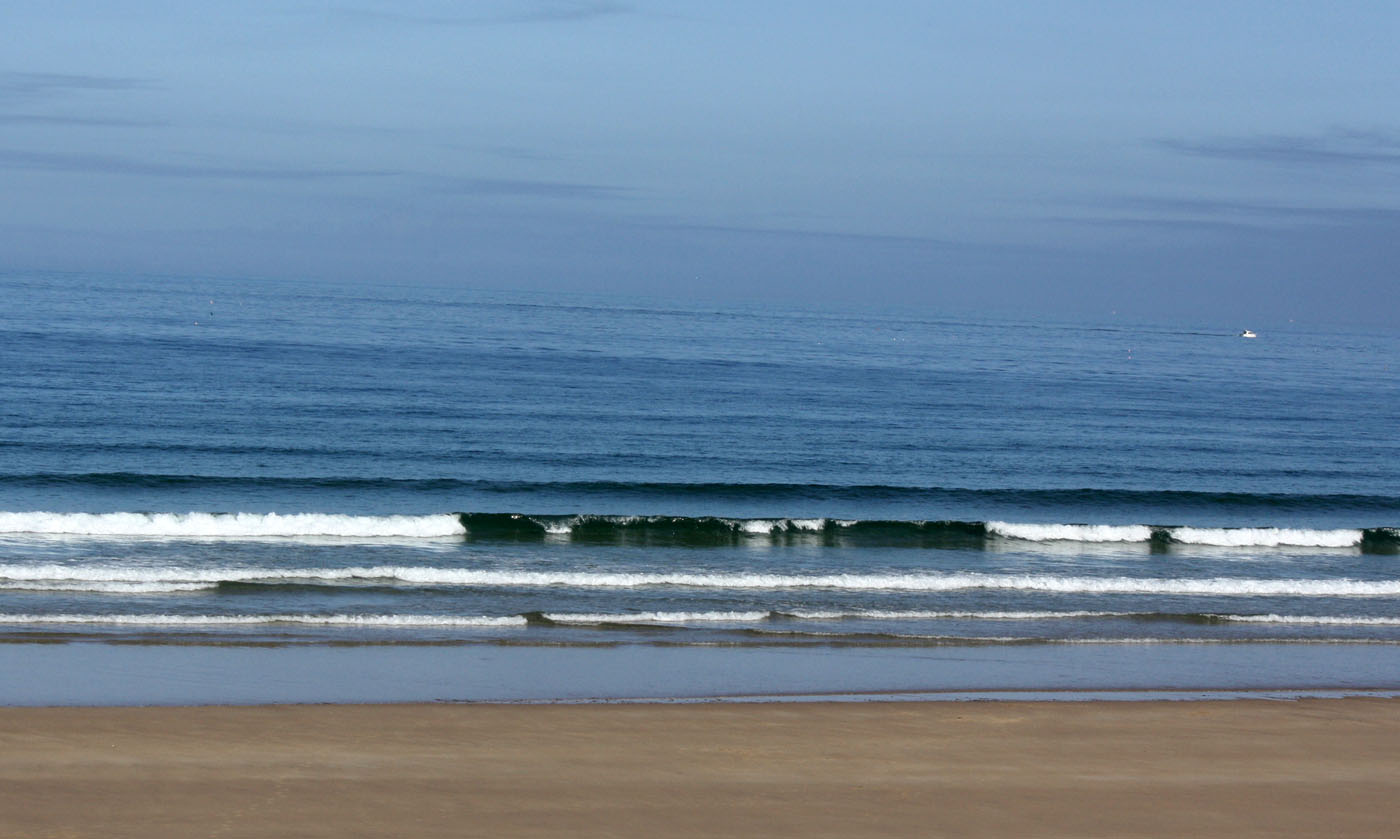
(432, 175), (628, 199)
(1107, 195), (1400, 223)
(643, 219), (967, 248)
(0, 150), (396, 180)
(0, 150), (626, 200)
(331, 1), (632, 27)
(1039, 195), (1400, 235)
(0, 114), (164, 127)
(1155, 128), (1400, 166)
(0, 72), (151, 100)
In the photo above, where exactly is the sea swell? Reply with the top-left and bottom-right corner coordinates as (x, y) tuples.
(2, 472), (1398, 515)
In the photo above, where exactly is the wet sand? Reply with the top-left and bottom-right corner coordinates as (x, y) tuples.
(3, 698), (1398, 838)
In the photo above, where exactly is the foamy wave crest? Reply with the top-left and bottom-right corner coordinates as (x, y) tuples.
(738, 518), (829, 534)
(4, 564), (1398, 597)
(1170, 527), (1362, 548)
(3, 580), (216, 594)
(0, 512), (466, 539)
(527, 515), (836, 537)
(787, 610), (1400, 627)
(461, 513), (848, 541)
(989, 521), (1375, 548)
(781, 609), (1125, 621)
(1211, 614), (1400, 626)
(541, 611), (772, 624)
(741, 519), (781, 534)
(531, 609), (1400, 627)
(0, 613), (527, 627)
(988, 522), (1154, 542)
(545, 610), (1400, 626)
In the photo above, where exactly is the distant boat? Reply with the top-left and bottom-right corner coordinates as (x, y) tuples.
(1240, 330), (1257, 338)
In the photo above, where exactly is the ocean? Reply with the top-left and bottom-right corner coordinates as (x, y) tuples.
(2, 271), (1398, 702)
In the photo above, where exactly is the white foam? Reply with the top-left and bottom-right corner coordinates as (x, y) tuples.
(1212, 614), (1400, 626)
(0, 613), (528, 627)
(740, 519), (779, 534)
(0, 511), (466, 539)
(783, 609), (1124, 621)
(1054, 638), (1400, 645)
(735, 518), (828, 534)
(1, 512), (1378, 550)
(791, 609), (1400, 626)
(2, 564), (1397, 597)
(988, 522), (1154, 543)
(541, 611), (772, 624)
(1170, 527), (1362, 548)
(542, 519), (575, 535)
(2, 581), (216, 594)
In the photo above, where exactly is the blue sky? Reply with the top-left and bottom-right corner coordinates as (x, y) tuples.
(3, 1), (1397, 323)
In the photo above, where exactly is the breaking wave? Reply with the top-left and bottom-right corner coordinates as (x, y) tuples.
(3, 564), (1398, 597)
(1, 511), (1393, 551)
(0, 613), (526, 627)
(0, 511), (465, 539)
(463, 514), (1393, 549)
(2, 610), (1395, 630)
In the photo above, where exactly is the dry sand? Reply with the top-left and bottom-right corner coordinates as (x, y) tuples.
(2, 698), (1398, 838)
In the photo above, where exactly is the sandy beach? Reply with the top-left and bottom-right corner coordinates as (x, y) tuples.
(2, 698), (1398, 838)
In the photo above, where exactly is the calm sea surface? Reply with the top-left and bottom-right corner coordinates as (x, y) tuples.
(2, 272), (1397, 659)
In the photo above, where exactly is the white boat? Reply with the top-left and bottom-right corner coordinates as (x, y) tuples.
(1240, 330), (1257, 338)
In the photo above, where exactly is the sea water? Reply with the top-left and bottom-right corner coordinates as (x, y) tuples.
(1, 272), (1397, 701)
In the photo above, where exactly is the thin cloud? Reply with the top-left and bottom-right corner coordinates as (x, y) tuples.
(0, 150), (627, 196)
(1154, 128), (1400, 166)
(0, 149), (396, 180)
(476, 145), (563, 162)
(432, 175), (627, 199)
(633, 219), (1072, 256)
(1108, 195), (1400, 223)
(332, 1), (632, 27)
(0, 114), (164, 127)
(650, 220), (961, 247)
(505, 1), (633, 23)
(1040, 195), (1400, 233)
(1036, 214), (1274, 234)
(0, 72), (151, 100)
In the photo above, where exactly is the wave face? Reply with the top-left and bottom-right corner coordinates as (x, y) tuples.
(454, 512), (987, 547)
(461, 515), (1397, 551)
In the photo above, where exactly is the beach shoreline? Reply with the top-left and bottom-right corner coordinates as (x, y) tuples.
(3, 697), (1397, 838)
(5, 639), (1400, 706)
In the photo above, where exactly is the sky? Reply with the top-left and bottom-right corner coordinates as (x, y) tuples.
(2, 1), (1398, 324)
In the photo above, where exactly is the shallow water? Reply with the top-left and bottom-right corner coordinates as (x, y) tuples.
(3, 642), (1399, 706)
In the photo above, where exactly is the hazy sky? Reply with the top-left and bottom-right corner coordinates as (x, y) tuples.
(3, 1), (1397, 323)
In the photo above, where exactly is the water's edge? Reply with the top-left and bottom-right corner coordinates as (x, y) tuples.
(6, 641), (1400, 707)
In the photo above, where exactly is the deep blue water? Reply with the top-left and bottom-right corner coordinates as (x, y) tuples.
(1, 271), (1397, 650)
